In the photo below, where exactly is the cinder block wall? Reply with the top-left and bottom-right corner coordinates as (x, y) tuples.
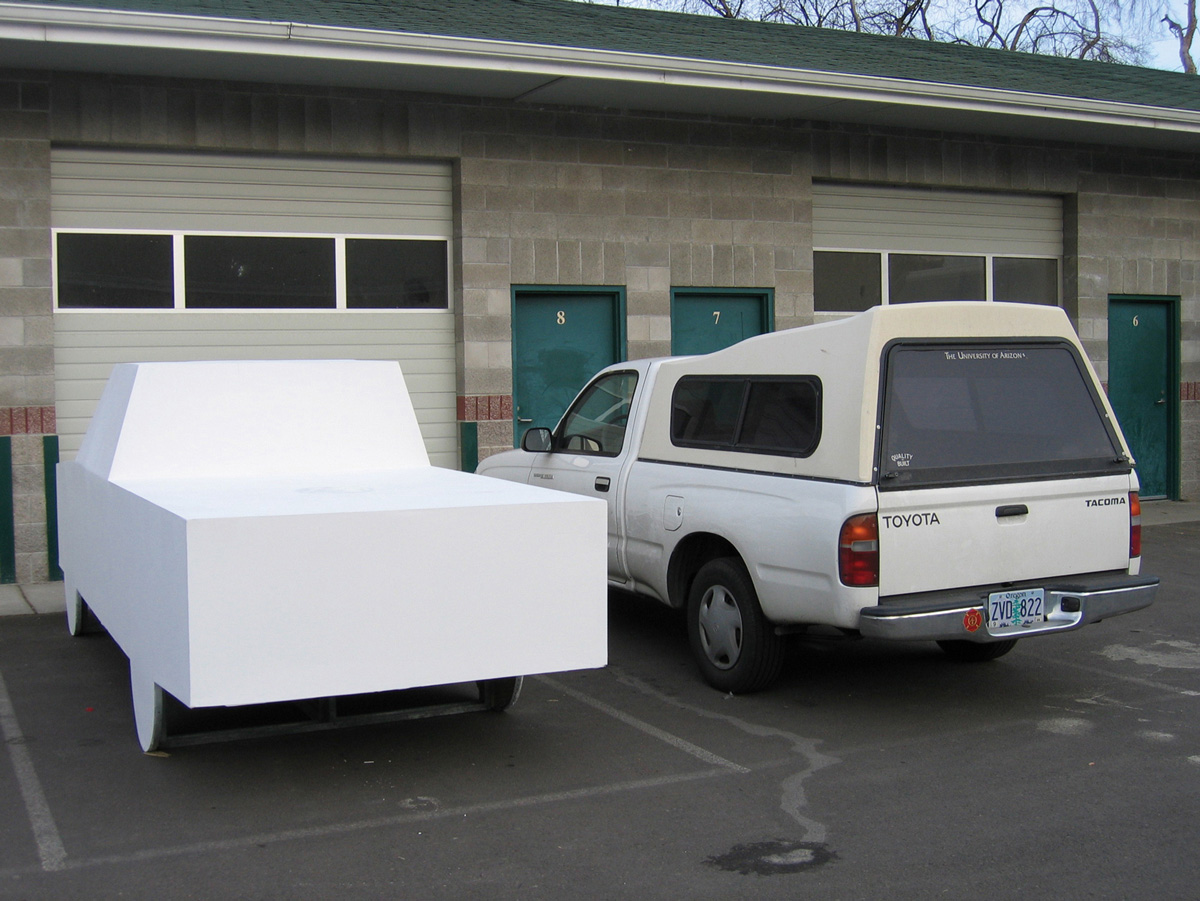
(1074, 152), (1200, 501)
(0, 71), (54, 585)
(436, 104), (813, 459)
(0, 69), (1196, 583)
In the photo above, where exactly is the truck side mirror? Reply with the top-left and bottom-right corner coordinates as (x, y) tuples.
(521, 427), (553, 452)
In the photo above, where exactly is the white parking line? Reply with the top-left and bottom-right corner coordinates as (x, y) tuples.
(1026, 651), (1200, 697)
(0, 669), (67, 872)
(536, 675), (750, 774)
(0, 767), (735, 876)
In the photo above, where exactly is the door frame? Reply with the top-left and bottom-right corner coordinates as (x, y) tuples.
(669, 287), (774, 355)
(510, 285), (627, 443)
(1108, 294), (1181, 500)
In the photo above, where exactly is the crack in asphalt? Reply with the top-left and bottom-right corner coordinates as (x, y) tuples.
(606, 667), (839, 844)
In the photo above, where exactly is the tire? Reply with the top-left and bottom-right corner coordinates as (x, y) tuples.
(687, 557), (785, 693)
(936, 638), (1018, 662)
(478, 676), (523, 711)
(67, 592), (95, 636)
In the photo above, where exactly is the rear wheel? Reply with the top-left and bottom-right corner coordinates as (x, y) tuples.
(936, 639), (1018, 662)
(687, 557), (785, 693)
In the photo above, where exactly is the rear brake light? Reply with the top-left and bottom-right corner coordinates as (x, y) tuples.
(1129, 491), (1142, 558)
(839, 513), (879, 587)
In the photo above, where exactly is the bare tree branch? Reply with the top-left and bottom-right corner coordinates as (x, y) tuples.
(586, 0), (1194, 72)
(1164, 0), (1198, 74)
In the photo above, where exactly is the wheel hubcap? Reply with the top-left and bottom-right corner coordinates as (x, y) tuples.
(698, 584), (743, 670)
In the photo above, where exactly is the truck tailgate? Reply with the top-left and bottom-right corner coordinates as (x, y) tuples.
(877, 475), (1133, 597)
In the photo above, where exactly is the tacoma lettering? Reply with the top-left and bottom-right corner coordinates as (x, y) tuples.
(1085, 497), (1126, 507)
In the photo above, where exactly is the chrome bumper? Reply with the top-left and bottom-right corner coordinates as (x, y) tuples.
(858, 573), (1158, 643)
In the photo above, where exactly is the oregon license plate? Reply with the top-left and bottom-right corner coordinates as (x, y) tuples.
(986, 588), (1045, 635)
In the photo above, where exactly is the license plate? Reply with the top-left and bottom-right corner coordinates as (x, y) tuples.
(986, 588), (1045, 635)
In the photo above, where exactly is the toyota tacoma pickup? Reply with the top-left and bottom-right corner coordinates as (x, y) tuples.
(479, 302), (1158, 692)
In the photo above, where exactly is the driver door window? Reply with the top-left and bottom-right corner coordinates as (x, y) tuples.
(555, 372), (638, 457)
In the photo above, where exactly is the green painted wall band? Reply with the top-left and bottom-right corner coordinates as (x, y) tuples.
(460, 421), (479, 473)
(0, 437), (14, 584)
(43, 435), (62, 582)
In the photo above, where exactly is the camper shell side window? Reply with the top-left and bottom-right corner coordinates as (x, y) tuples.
(671, 376), (822, 458)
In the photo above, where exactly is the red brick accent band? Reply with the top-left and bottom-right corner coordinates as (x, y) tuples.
(1105, 384), (1200, 402)
(457, 395), (514, 422)
(0, 407), (56, 435)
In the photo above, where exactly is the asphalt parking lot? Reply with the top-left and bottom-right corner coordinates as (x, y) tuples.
(1, 518), (1198, 900)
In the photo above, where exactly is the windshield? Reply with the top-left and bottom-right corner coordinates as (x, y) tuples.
(879, 342), (1126, 488)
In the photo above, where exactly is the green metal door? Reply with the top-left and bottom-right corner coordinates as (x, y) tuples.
(512, 289), (623, 443)
(671, 290), (771, 355)
(1108, 298), (1178, 499)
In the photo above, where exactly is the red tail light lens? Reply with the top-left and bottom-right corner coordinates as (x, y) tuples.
(1129, 491), (1142, 558)
(839, 513), (879, 587)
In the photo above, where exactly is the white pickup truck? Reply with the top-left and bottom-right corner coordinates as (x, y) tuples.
(479, 302), (1158, 692)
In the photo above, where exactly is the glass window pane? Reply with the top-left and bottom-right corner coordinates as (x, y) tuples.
(889, 254), (985, 303)
(555, 371), (638, 456)
(185, 236), (334, 309)
(738, 379), (821, 456)
(671, 378), (745, 447)
(994, 257), (1059, 304)
(346, 239), (448, 309)
(56, 233), (174, 309)
(815, 251), (881, 313)
(881, 343), (1124, 487)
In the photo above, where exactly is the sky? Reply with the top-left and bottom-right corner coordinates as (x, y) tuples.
(1150, 0), (1191, 72)
(581, 0), (1194, 73)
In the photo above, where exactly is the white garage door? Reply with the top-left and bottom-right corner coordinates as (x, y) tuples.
(813, 184), (1063, 313)
(52, 149), (458, 466)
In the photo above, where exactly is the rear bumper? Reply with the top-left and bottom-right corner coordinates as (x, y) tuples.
(858, 572), (1158, 643)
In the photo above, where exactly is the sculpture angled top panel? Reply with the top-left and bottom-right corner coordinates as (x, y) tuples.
(74, 359), (431, 483)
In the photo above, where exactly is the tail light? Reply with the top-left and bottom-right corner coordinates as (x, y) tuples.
(1129, 491), (1142, 558)
(839, 513), (879, 587)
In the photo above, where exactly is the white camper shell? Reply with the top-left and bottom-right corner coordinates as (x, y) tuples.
(479, 302), (1158, 693)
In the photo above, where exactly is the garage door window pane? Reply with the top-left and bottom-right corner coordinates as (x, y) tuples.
(815, 251), (881, 313)
(185, 236), (335, 309)
(56, 233), (174, 309)
(889, 254), (985, 303)
(994, 257), (1058, 304)
(346, 239), (448, 309)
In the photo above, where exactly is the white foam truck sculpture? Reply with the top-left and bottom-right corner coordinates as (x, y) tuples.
(57, 360), (607, 752)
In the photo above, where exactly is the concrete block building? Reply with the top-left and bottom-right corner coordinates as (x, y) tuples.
(0, 0), (1197, 585)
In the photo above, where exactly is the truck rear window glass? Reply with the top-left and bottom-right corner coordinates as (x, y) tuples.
(672, 377), (821, 457)
(880, 343), (1126, 488)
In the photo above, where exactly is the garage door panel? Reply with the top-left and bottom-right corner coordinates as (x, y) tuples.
(52, 150), (458, 467)
(814, 184), (1062, 257)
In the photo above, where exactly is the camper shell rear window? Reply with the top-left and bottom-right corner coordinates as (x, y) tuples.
(878, 340), (1127, 489)
(671, 376), (822, 457)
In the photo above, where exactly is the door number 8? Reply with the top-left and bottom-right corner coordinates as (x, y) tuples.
(556, 310), (566, 325)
